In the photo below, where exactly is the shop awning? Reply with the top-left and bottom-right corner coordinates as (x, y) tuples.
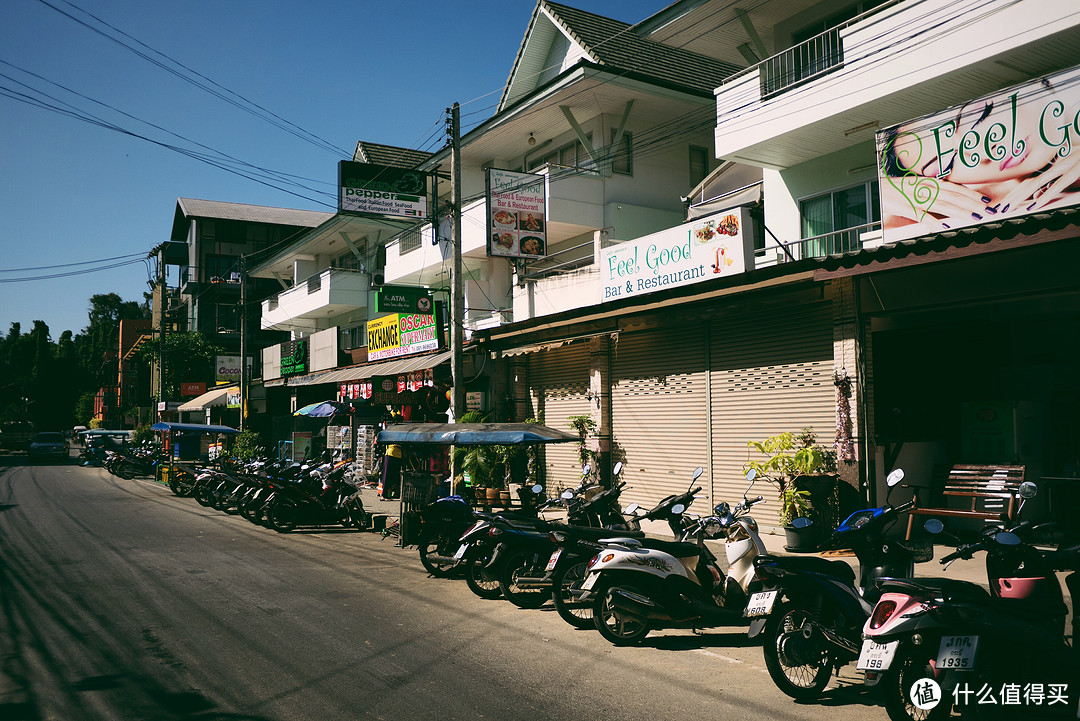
(150, 422), (241, 434)
(177, 386), (235, 411)
(377, 422), (578, 445)
(285, 350), (451, 387)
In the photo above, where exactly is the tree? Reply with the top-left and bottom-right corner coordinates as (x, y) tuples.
(134, 331), (221, 402)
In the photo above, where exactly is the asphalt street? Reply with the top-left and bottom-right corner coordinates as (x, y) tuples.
(0, 454), (1025, 721)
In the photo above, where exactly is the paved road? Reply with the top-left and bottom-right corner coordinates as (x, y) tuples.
(0, 455), (889, 721)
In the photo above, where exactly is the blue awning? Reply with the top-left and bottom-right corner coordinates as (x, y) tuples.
(150, 422), (241, 435)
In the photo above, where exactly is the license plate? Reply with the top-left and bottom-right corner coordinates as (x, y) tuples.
(453, 544), (468, 560)
(580, 572), (599, 591)
(936, 635), (978, 670)
(545, 549), (562, 572)
(744, 590), (778, 617)
(857, 639), (899, 671)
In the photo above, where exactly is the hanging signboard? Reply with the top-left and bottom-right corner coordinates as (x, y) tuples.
(600, 208), (751, 302)
(486, 168), (546, 258)
(215, 355), (242, 384)
(338, 161), (428, 219)
(877, 64), (1080, 243)
(280, 339), (309, 377)
(180, 382), (206, 397)
(376, 285), (433, 314)
(366, 313), (439, 361)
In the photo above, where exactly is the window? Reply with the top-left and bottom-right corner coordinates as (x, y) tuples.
(689, 146), (710, 188)
(527, 133), (595, 173)
(799, 181), (880, 256)
(332, 250), (363, 271)
(340, 325), (366, 350)
(610, 130), (632, 175)
(215, 303), (239, 334)
(204, 254), (238, 283)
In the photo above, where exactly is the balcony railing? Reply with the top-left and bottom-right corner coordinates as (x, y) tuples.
(760, 27), (844, 98)
(518, 238), (596, 282)
(757, 222), (881, 265)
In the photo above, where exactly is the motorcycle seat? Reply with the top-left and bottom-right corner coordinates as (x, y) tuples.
(771, 555), (856, 584)
(876, 576), (989, 601)
(548, 522), (646, 541)
(644, 539), (708, 559)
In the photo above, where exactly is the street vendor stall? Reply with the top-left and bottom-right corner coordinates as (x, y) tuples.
(375, 422), (579, 545)
(150, 422), (241, 493)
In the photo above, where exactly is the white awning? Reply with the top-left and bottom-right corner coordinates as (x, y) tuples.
(177, 386), (235, 411)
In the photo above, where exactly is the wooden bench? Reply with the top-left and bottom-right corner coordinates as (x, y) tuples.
(905, 464), (1025, 540)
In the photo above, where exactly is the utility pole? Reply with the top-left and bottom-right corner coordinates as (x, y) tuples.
(449, 103), (466, 421)
(158, 251), (166, 419)
(239, 254), (247, 431)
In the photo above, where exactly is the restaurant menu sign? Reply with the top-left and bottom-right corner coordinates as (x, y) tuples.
(339, 161), (427, 219)
(366, 313), (439, 361)
(486, 168), (546, 258)
(601, 208), (750, 302)
(877, 64), (1080, 243)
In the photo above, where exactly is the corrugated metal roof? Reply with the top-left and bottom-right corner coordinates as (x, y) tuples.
(352, 141), (433, 169)
(176, 198), (332, 227)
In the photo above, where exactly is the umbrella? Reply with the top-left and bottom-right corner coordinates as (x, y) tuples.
(293, 401), (350, 417)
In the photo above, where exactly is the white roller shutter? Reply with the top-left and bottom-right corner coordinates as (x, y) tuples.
(527, 343), (592, 489)
(709, 300), (835, 532)
(611, 327), (708, 510)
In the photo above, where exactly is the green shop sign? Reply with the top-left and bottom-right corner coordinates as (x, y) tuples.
(280, 339), (309, 377)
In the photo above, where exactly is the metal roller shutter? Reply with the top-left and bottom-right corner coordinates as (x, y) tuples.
(527, 343), (592, 490)
(709, 300), (835, 532)
(611, 327), (708, 510)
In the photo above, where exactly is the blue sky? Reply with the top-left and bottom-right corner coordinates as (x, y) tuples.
(0, 0), (665, 338)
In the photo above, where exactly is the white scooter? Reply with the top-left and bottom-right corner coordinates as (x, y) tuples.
(579, 468), (768, 645)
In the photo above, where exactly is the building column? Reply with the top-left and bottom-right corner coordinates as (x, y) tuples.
(588, 335), (612, 484)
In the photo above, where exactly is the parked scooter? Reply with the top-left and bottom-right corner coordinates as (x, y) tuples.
(579, 467), (768, 645)
(748, 468), (924, 701)
(859, 481), (1080, 721)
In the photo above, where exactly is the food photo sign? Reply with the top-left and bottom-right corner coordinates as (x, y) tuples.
(600, 208), (751, 302)
(877, 64), (1080, 243)
(486, 168), (546, 259)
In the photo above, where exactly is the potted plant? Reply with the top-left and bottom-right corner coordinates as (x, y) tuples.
(745, 427), (838, 551)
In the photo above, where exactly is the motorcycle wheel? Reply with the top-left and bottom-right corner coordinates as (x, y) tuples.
(345, 499), (369, 530)
(881, 645), (953, 721)
(551, 560), (593, 629)
(592, 576), (652, 646)
(266, 500), (299, 533)
(418, 530), (459, 578)
(169, 472), (195, 497)
(498, 549), (551, 609)
(762, 602), (835, 701)
(118, 462), (137, 480)
(464, 549), (502, 600)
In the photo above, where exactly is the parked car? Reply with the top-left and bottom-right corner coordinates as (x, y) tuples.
(27, 432), (70, 462)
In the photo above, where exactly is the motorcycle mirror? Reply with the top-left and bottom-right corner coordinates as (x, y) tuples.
(924, 518), (944, 535)
(994, 531), (1022, 546)
(612, 461), (623, 476)
(671, 503), (686, 515)
(531, 484), (543, 495)
(560, 490), (574, 500)
(692, 467), (704, 481)
(624, 502), (640, 514)
(745, 468), (757, 482)
(791, 516), (813, 529)
(886, 468), (905, 487)
(581, 464), (592, 476)
(1018, 481), (1037, 500)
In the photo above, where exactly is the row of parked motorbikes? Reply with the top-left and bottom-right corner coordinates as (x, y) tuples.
(82, 441), (162, 480)
(165, 452), (371, 533)
(412, 463), (1080, 720)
